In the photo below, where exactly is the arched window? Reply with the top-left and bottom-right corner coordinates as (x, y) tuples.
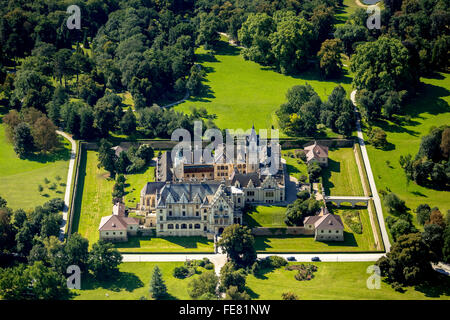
(181, 224), (187, 229)
(194, 224), (201, 229)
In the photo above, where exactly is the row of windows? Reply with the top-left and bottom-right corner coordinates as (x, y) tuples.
(105, 231), (123, 236)
(166, 223), (202, 230)
(320, 230), (340, 234)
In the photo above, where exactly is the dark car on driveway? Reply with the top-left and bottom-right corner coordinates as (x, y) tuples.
(287, 256), (296, 261)
(311, 256), (320, 262)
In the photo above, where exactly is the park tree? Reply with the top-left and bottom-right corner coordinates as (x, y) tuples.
(10, 69), (53, 111)
(376, 233), (433, 286)
(239, 13), (275, 65)
(65, 233), (89, 272)
(310, 5), (335, 51)
(224, 286), (250, 300)
(196, 12), (220, 49)
(350, 37), (416, 93)
(93, 92), (123, 137)
(285, 196), (322, 226)
(218, 224), (257, 268)
(13, 122), (35, 158)
(188, 271), (218, 300)
(98, 139), (117, 176)
(383, 193), (408, 215)
(269, 12), (314, 74)
(186, 65), (206, 96)
(119, 108), (137, 135)
(32, 116), (60, 153)
(334, 24), (368, 56)
(422, 223), (445, 262)
(88, 241), (122, 280)
(443, 225), (450, 263)
(317, 39), (343, 78)
(78, 107), (96, 140)
(0, 206), (16, 254)
(219, 262), (247, 293)
(24, 261), (70, 300)
(307, 162), (322, 182)
(53, 49), (74, 86)
(426, 209), (446, 229)
(415, 204), (432, 225)
(367, 128), (388, 149)
(149, 265), (167, 300)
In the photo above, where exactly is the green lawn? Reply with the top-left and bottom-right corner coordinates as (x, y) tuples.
(253, 207), (377, 252)
(123, 166), (155, 208)
(282, 149), (309, 183)
(363, 73), (450, 226)
(246, 262), (450, 300)
(73, 262), (210, 300)
(72, 150), (213, 252)
(114, 235), (214, 253)
(335, 0), (360, 27)
(174, 37), (352, 134)
(322, 147), (364, 196)
(244, 205), (287, 228)
(0, 122), (71, 210)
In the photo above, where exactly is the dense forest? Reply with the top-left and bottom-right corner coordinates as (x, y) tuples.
(0, 0), (449, 146)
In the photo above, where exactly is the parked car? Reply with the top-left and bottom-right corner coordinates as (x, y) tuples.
(311, 256), (320, 262)
(287, 256), (296, 261)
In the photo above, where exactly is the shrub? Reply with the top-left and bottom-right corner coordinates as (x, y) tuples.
(342, 211), (362, 234)
(204, 263), (214, 270)
(173, 266), (190, 279)
(282, 291), (299, 300)
(285, 264), (318, 281)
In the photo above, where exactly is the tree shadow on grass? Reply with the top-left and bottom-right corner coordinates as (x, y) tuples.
(413, 274), (450, 298)
(114, 235), (213, 250)
(81, 271), (144, 292)
(371, 119), (420, 137)
(321, 158), (340, 195)
(212, 40), (241, 56)
(406, 82), (450, 118)
(70, 149), (87, 235)
(196, 53), (219, 64)
(245, 286), (260, 299)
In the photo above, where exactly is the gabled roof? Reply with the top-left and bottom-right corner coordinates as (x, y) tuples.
(305, 213), (344, 230)
(99, 215), (139, 232)
(304, 142), (328, 162)
(113, 202), (125, 216)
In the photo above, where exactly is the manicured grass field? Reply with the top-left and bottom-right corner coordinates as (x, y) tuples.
(243, 205), (287, 228)
(322, 147), (364, 196)
(363, 73), (450, 225)
(0, 122), (71, 210)
(282, 150), (309, 183)
(253, 207), (377, 252)
(123, 166), (155, 208)
(72, 150), (213, 252)
(174, 37), (352, 134)
(73, 262), (209, 300)
(114, 235), (214, 253)
(246, 262), (450, 300)
(335, 0), (360, 27)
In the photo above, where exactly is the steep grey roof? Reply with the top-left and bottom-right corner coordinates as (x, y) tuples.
(314, 214), (344, 230)
(230, 171), (262, 187)
(142, 181), (228, 207)
(141, 182), (166, 197)
(304, 141), (328, 162)
(157, 151), (173, 182)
